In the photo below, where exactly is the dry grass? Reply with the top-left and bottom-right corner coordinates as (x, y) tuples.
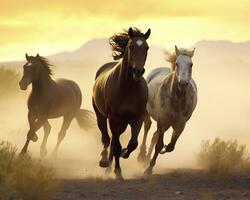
(0, 67), (20, 99)
(0, 141), (60, 200)
(196, 138), (250, 177)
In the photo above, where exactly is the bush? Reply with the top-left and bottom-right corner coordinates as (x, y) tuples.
(196, 138), (250, 176)
(0, 67), (20, 98)
(0, 141), (60, 200)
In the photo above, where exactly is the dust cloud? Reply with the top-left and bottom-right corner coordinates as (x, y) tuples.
(0, 42), (250, 179)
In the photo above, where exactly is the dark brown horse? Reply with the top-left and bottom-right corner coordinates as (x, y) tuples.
(92, 27), (151, 179)
(19, 54), (94, 157)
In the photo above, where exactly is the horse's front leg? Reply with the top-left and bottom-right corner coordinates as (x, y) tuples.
(120, 117), (144, 159)
(109, 120), (125, 179)
(40, 121), (51, 157)
(144, 123), (170, 175)
(160, 123), (185, 154)
(20, 112), (46, 155)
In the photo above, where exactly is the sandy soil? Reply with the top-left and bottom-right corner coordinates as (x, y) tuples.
(53, 169), (250, 200)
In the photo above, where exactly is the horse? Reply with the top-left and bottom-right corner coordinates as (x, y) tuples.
(92, 27), (151, 179)
(137, 46), (197, 175)
(19, 54), (94, 157)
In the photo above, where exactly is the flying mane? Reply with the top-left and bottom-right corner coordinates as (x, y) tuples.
(35, 56), (53, 75)
(165, 48), (194, 70)
(109, 27), (144, 60)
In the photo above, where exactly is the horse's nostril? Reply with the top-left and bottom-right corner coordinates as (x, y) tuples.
(133, 68), (145, 77)
(179, 81), (188, 87)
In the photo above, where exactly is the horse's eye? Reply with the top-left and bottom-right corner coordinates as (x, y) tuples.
(190, 63), (193, 67)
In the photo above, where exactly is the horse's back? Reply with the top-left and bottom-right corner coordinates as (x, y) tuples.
(146, 67), (172, 84)
(95, 62), (118, 80)
(55, 78), (82, 109)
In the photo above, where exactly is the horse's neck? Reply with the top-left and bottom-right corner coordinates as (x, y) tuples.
(169, 71), (186, 99)
(118, 48), (133, 86)
(31, 74), (54, 95)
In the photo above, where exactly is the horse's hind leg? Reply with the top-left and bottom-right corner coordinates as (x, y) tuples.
(40, 121), (51, 158)
(52, 115), (73, 157)
(145, 130), (158, 162)
(137, 113), (152, 163)
(105, 138), (114, 174)
(113, 138), (122, 179)
(92, 100), (110, 168)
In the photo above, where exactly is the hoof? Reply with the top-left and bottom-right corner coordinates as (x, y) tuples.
(166, 143), (175, 152)
(31, 134), (38, 142)
(114, 169), (124, 180)
(160, 144), (175, 154)
(99, 160), (109, 168)
(105, 166), (112, 174)
(144, 167), (153, 176)
(40, 148), (48, 158)
(120, 148), (129, 159)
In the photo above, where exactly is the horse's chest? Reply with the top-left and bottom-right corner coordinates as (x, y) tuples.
(28, 99), (49, 116)
(111, 92), (147, 117)
(159, 97), (193, 123)
(28, 95), (57, 117)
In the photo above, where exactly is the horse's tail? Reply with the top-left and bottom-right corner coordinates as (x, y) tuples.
(75, 109), (96, 130)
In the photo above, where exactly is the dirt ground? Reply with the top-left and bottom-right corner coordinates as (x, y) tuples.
(53, 169), (250, 200)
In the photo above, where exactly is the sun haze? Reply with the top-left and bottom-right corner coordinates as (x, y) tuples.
(0, 0), (250, 61)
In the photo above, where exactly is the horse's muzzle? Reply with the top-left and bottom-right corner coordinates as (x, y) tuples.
(19, 80), (28, 90)
(178, 80), (188, 89)
(132, 68), (145, 80)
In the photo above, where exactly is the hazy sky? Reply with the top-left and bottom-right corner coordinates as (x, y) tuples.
(0, 0), (250, 61)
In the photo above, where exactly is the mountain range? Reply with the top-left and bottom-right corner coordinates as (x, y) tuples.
(1, 39), (250, 71)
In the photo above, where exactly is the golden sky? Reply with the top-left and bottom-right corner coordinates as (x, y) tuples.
(0, 0), (250, 61)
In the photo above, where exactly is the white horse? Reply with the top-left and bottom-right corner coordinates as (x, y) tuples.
(137, 46), (198, 175)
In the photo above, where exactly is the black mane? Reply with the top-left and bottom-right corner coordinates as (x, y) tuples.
(35, 56), (53, 75)
(109, 27), (144, 60)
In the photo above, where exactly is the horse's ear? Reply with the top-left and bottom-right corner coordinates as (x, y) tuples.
(128, 27), (134, 39)
(144, 28), (151, 40)
(25, 53), (30, 61)
(175, 45), (180, 56)
(36, 53), (40, 58)
(191, 48), (195, 57)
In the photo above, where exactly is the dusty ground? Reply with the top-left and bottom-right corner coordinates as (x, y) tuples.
(53, 169), (250, 200)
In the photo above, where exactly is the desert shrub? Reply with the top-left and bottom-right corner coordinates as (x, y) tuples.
(0, 141), (60, 200)
(196, 138), (250, 176)
(0, 67), (20, 98)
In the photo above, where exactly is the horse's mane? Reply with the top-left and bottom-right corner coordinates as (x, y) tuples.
(109, 27), (144, 60)
(36, 56), (53, 75)
(165, 48), (194, 70)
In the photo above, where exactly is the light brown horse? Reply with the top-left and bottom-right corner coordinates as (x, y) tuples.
(19, 54), (94, 157)
(92, 27), (151, 179)
(137, 46), (197, 174)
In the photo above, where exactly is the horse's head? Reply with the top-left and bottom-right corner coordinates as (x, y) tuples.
(19, 53), (52, 90)
(127, 27), (151, 81)
(174, 46), (195, 89)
